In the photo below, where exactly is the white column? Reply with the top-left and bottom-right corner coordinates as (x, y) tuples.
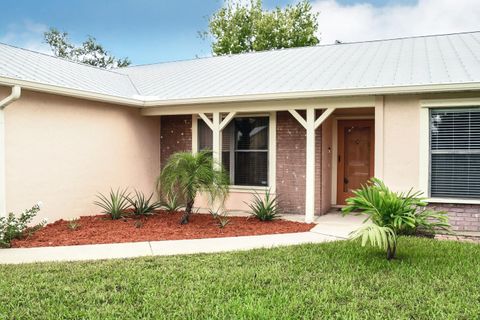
(288, 107), (335, 223)
(212, 112), (221, 169)
(305, 107), (316, 223)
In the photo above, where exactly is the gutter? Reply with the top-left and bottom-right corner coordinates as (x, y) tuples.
(0, 85), (22, 217)
(0, 85), (21, 109)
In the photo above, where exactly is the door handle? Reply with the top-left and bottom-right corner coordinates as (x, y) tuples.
(344, 177), (349, 185)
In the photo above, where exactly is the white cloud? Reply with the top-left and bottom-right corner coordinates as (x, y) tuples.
(0, 20), (51, 54)
(311, 0), (480, 44)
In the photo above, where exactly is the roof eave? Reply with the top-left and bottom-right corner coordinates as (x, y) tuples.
(0, 76), (143, 107)
(1, 76), (480, 108)
(143, 82), (480, 107)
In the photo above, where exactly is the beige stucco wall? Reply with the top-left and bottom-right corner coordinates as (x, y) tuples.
(3, 89), (160, 222)
(382, 95), (421, 192)
(382, 92), (480, 193)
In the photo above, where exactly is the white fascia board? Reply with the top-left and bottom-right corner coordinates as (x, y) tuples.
(0, 77), (143, 107)
(1, 75), (480, 109)
(142, 82), (480, 108)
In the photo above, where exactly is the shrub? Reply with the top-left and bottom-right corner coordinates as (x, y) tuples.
(94, 188), (131, 220)
(161, 192), (184, 213)
(0, 203), (46, 247)
(342, 178), (451, 260)
(127, 190), (162, 216)
(247, 189), (281, 221)
(158, 151), (229, 224)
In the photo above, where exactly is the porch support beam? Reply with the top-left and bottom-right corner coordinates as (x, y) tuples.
(314, 108), (335, 129)
(198, 113), (213, 130)
(211, 112), (221, 170)
(289, 107), (335, 223)
(219, 111), (236, 131)
(199, 112), (236, 170)
(288, 109), (307, 129)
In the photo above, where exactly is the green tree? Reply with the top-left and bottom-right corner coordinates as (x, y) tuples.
(44, 28), (131, 69)
(342, 178), (451, 260)
(204, 0), (320, 55)
(158, 151), (229, 225)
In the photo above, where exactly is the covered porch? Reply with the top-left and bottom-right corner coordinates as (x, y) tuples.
(142, 95), (385, 223)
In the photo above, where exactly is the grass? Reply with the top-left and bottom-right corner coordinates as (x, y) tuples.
(0, 237), (479, 319)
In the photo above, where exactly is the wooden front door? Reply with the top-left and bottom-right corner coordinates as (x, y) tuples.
(337, 120), (374, 204)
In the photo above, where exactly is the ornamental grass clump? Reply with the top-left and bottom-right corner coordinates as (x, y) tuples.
(94, 188), (131, 220)
(342, 178), (451, 260)
(0, 203), (46, 247)
(158, 151), (229, 225)
(247, 189), (281, 221)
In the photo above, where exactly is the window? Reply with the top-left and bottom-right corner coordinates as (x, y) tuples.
(430, 108), (480, 199)
(198, 116), (269, 186)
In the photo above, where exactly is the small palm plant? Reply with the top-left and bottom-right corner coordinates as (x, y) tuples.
(94, 188), (131, 220)
(247, 189), (281, 221)
(342, 178), (450, 260)
(127, 190), (162, 216)
(158, 151), (229, 224)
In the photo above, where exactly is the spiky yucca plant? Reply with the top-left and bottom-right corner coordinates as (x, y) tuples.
(158, 151), (229, 224)
(342, 178), (450, 260)
(94, 188), (131, 220)
(247, 189), (281, 221)
(127, 189), (162, 216)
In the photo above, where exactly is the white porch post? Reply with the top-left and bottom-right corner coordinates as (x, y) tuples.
(212, 112), (221, 169)
(288, 107), (335, 223)
(305, 108), (316, 223)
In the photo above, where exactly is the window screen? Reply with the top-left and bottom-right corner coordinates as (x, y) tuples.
(430, 108), (480, 199)
(198, 116), (269, 186)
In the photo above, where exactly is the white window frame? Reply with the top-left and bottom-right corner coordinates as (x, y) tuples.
(192, 112), (276, 193)
(419, 97), (480, 204)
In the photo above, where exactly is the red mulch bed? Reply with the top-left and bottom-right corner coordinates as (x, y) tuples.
(11, 211), (315, 248)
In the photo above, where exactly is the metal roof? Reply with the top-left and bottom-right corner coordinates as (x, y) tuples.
(0, 31), (479, 105)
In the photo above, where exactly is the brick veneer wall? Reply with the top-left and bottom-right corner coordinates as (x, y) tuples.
(276, 111), (322, 214)
(160, 115), (192, 168)
(428, 203), (480, 232)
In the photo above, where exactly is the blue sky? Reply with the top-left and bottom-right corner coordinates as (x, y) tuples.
(0, 0), (476, 66)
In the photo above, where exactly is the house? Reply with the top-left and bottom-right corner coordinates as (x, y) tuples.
(0, 31), (479, 232)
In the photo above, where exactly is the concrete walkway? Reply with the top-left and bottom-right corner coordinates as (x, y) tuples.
(0, 213), (364, 265)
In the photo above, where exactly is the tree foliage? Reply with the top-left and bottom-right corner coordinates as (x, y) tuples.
(342, 178), (451, 260)
(44, 28), (131, 69)
(158, 151), (229, 225)
(204, 0), (320, 55)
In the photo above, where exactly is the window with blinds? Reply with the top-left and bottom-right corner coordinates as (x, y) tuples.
(430, 108), (480, 199)
(198, 116), (269, 186)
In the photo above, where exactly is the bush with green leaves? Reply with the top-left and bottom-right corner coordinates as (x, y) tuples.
(94, 188), (131, 220)
(158, 151), (229, 224)
(0, 203), (46, 247)
(342, 178), (451, 260)
(247, 189), (281, 221)
(127, 190), (162, 216)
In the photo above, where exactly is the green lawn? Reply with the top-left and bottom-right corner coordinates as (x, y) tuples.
(0, 237), (479, 319)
